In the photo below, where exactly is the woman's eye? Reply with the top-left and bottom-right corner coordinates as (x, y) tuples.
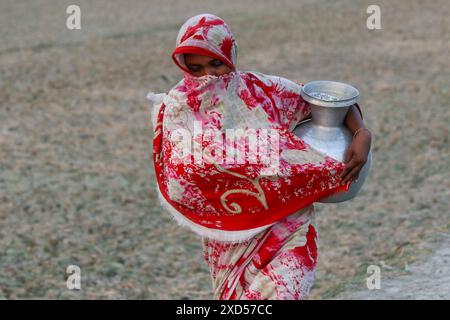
(188, 65), (201, 72)
(211, 60), (223, 67)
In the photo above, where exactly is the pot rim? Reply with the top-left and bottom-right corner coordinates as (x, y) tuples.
(301, 80), (359, 108)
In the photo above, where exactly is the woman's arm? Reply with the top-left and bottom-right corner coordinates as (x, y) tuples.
(340, 104), (372, 184)
(344, 104), (365, 134)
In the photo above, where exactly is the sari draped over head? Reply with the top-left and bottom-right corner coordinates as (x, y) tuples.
(147, 12), (354, 300)
(148, 14), (348, 241)
(147, 13), (350, 243)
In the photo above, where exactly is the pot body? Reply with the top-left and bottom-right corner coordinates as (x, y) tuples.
(294, 81), (372, 203)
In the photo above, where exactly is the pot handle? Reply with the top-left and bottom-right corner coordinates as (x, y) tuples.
(354, 103), (363, 120)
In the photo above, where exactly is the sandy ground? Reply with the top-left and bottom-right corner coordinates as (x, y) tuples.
(0, 0), (449, 299)
(337, 235), (450, 299)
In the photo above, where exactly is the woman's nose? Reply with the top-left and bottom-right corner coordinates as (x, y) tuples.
(205, 67), (218, 76)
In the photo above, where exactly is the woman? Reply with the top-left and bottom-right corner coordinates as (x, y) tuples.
(148, 13), (371, 300)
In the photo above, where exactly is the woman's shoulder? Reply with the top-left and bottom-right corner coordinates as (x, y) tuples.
(242, 70), (303, 90)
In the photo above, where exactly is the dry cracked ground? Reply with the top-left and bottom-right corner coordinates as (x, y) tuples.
(0, 0), (449, 299)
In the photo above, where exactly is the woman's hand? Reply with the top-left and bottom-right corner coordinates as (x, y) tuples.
(340, 129), (372, 184)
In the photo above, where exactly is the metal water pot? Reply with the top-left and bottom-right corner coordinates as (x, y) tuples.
(294, 81), (372, 203)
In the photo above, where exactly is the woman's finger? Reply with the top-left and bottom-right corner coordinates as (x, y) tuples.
(344, 147), (353, 163)
(340, 157), (357, 180)
(342, 164), (363, 184)
(342, 163), (362, 184)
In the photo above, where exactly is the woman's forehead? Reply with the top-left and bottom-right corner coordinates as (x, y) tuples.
(184, 53), (216, 64)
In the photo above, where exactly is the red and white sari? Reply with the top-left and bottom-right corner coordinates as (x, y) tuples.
(147, 13), (350, 299)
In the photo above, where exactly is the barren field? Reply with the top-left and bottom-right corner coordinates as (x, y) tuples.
(0, 0), (449, 299)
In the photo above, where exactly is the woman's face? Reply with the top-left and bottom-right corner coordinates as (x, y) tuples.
(184, 53), (232, 77)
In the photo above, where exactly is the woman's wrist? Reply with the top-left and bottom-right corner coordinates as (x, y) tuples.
(353, 127), (371, 139)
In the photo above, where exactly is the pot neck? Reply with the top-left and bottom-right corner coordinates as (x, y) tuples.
(310, 104), (350, 127)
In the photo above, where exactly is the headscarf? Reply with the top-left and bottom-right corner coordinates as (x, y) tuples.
(171, 13), (237, 75)
(150, 13), (350, 242)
